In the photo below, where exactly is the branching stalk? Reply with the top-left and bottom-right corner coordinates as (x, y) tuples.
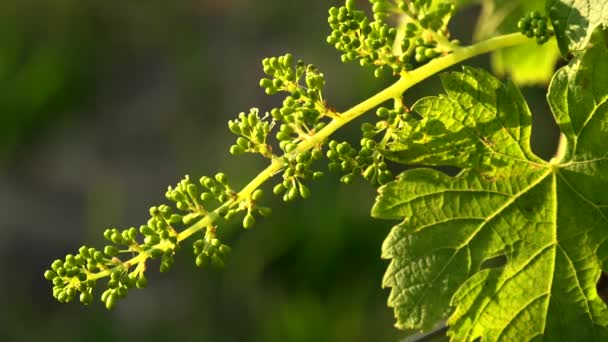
(85, 33), (529, 283)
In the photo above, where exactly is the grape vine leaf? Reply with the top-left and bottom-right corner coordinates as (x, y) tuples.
(372, 43), (608, 340)
(457, 0), (560, 85)
(547, 0), (608, 54)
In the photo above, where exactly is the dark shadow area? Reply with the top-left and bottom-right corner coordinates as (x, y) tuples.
(480, 254), (507, 270)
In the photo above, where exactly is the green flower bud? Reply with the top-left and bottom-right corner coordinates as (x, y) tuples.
(219, 244), (232, 255)
(44, 270), (57, 280)
(195, 253), (210, 268)
(160, 255), (173, 273)
(144, 235), (160, 245)
(107, 279), (118, 289)
(100, 289), (111, 303)
(215, 172), (228, 185)
(228, 121), (241, 135)
(327, 150), (339, 160)
(78, 246), (90, 258)
(295, 163), (307, 173)
(201, 192), (214, 201)
(415, 53), (425, 63)
(57, 291), (68, 303)
(259, 78), (273, 89)
(273, 183), (286, 195)
(298, 183), (311, 199)
(187, 184), (199, 199)
(169, 214), (182, 224)
(296, 151), (311, 163)
(106, 293), (117, 310)
(252, 189), (264, 201)
(285, 143), (297, 153)
(243, 213), (256, 229)
(401, 38), (411, 52)
(287, 186), (299, 201)
(176, 201), (189, 211)
(424, 48), (438, 59)
(363, 165), (376, 180)
(104, 246), (119, 257)
(80, 291), (93, 305)
(340, 174), (355, 184)
(93, 251), (104, 262)
(230, 145), (245, 155)
(345, 0), (356, 11)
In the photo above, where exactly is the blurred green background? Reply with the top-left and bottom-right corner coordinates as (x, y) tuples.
(0, 0), (559, 341)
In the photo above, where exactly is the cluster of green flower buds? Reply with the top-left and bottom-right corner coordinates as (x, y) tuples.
(166, 175), (206, 213)
(399, 0), (457, 67)
(260, 55), (326, 121)
(273, 149), (324, 202)
(197, 173), (235, 208)
(259, 54), (329, 153)
(46, 248), (98, 305)
(327, 1), (401, 76)
(45, 243), (150, 309)
(228, 108), (272, 158)
(99, 268), (148, 309)
(326, 134), (393, 186)
(193, 232), (231, 270)
(517, 11), (554, 44)
(327, 0), (457, 76)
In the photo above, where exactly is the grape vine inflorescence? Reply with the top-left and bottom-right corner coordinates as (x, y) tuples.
(44, 0), (418, 309)
(44, 0), (543, 314)
(517, 11), (554, 44)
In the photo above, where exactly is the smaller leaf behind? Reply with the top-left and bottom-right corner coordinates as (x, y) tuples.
(382, 66), (544, 177)
(547, 0), (608, 54)
(460, 0), (561, 85)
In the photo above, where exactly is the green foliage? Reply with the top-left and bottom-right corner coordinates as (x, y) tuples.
(44, 0), (608, 340)
(373, 43), (608, 340)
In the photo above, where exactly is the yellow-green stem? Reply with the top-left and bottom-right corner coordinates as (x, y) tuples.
(88, 32), (529, 282)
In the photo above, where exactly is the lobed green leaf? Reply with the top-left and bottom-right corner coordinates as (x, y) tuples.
(373, 43), (608, 340)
